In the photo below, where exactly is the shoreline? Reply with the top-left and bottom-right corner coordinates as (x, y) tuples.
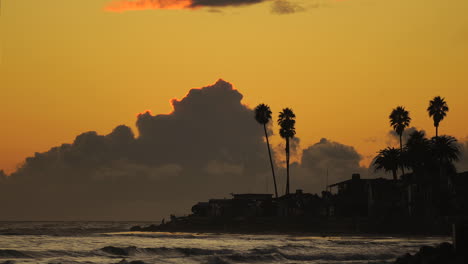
(129, 214), (453, 237)
(129, 224), (452, 238)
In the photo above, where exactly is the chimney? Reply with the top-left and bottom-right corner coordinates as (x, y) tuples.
(352, 173), (361, 180)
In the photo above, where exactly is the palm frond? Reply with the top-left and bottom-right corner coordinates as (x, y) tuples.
(254, 104), (272, 125)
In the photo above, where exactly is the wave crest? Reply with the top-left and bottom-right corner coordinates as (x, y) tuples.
(0, 249), (31, 258)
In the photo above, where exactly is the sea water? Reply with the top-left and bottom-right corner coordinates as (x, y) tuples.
(0, 221), (450, 264)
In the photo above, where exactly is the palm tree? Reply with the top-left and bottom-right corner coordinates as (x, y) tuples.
(372, 147), (401, 181)
(431, 135), (460, 179)
(278, 108), (296, 195)
(431, 135), (460, 165)
(389, 106), (411, 175)
(405, 130), (432, 176)
(427, 96), (449, 138)
(254, 104), (278, 198)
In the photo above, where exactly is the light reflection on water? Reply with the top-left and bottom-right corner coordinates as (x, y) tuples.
(0, 222), (450, 264)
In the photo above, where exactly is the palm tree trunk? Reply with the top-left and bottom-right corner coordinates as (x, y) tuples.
(399, 134), (405, 176)
(436, 126), (439, 138)
(263, 124), (278, 198)
(392, 169), (397, 181)
(285, 137), (290, 195)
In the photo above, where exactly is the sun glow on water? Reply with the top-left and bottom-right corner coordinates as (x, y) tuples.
(0, 222), (450, 264)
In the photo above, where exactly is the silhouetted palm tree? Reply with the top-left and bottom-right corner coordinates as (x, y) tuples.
(405, 130), (432, 176)
(431, 135), (460, 180)
(278, 108), (296, 195)
(431, 135), (460, 166)
(373, 147), (401, 181)
(389, 106), (411, 175)
(427, 96), (449, 138)
(254, 104), (278, 198)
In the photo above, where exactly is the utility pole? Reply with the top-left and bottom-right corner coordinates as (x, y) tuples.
(326, 168), (329, 192)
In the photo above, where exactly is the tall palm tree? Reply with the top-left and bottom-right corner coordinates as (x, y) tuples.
(427, 96), (449, 138)
(278, 108), (296, 195)
(254, 104), (278, 198)
(389, 106), (411, 175)
(372, 147), (401, 181)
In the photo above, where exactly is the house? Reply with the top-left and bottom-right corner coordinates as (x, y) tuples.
(328, 174), (369, 217)
(276, 189), (323, 217)
(191, 193), (274, 218)
(328, 173), (400, 218)
(191, 202), (210, 217)
(231, 193), (274, 217)
(208, 199), (233, 217)
(366, 178), (401, 218)
(449, 172), (468, 216)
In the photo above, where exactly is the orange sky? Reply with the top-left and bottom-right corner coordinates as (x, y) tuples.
(1, 0), (468, 174)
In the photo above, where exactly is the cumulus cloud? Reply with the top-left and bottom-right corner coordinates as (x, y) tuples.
(274, 136), (302, 167)
(269, 138), (375, 196)
(204, 160), (244, 175)
(289, 138), (368, 193)
(386, 126), (424, 146)
(0, 80), (270, 220)
(91, 162), (183, 181)
(0, 79), (377, 220)
(301, 138), (362, 172)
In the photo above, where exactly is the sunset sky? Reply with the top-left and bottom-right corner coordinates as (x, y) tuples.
(1, 0), (468, 174)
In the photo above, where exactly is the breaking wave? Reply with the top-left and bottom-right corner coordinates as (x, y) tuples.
(0, 249), (31, 258)
(100, 246), (234, 256)
(98, 245), (397, 262)
(0, 222), (449, 264)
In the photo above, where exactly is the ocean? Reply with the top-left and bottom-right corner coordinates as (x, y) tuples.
(0, 221), (450, 264)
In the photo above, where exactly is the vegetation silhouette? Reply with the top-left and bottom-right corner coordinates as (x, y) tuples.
(254, 103), (278, 198)
(431, 135), (460, 168)
(404, 130), (432, 179)
(431, 135), (460, 183)
(374, 128), (461, 188)
(278, 108), (296, 195)
(372, 147), (400, 181)
(389, 106), (411, 176)
(427, 96), (449, 138)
